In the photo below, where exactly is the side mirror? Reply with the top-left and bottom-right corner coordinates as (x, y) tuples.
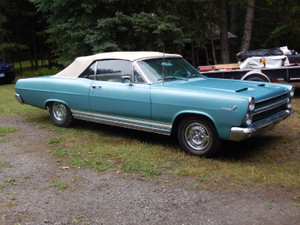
(122, 75), (133, 86)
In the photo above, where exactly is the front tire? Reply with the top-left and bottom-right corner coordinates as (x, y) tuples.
(49, 102), (73, 127)
(177, 116), (221, 157)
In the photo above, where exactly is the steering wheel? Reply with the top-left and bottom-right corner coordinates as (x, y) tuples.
(173, 70), (186, 77)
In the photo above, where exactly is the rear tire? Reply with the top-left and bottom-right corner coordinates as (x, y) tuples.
(49, 102), (73, 127)
(177, 116), (221, 157)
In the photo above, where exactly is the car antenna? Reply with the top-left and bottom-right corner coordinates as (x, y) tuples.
(162, 44), (165, 86)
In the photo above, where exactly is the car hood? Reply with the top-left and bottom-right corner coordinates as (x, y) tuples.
(158, 77), (290, 101)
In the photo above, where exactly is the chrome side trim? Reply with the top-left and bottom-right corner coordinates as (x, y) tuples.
(15, 93), (24, 104)
(229, 109), (293, 142)
(71, 110), (172, 135)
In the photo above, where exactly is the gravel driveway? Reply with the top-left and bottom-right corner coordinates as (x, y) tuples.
(0, 115), (299, 225)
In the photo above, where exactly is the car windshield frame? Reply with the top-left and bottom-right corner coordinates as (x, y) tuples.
(135, 57), (204, 84)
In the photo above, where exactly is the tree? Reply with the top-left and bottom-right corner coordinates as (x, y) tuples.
(0, 0), (48, 69)
(219, 0), (230, 63)
(240, 0), (255, 52)
(29, 0), (198, 63)
(28, 0), (300, 66)
(0, 1), (14, 61)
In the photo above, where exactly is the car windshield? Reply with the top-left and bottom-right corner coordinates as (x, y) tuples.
(136, 57), (203, 83)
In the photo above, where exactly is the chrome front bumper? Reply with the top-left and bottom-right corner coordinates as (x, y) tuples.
(15, 93), (24, 104)
(229, 109), (293, 142)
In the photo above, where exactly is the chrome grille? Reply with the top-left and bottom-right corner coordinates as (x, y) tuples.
(253, 94), (289, 123)
(255, 94), (288, 108)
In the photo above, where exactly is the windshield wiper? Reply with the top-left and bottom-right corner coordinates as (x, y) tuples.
(187, 74), (203, 79)
(158, 76), (188, 81)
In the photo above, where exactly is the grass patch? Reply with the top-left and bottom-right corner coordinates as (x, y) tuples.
(0, 161), (13, 168)
(51, 175), (69, 190)
(1, 83), (300, 190)
(0, 126), (18, 137)
(5, 177), (16, 185)
(47, 136), (64, 145)
(53, 181), (68, 190)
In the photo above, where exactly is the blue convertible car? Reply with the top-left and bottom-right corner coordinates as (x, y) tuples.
(15, 52), (295, 156)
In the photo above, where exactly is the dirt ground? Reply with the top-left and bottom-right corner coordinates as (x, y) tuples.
(0, 113), (300, 225)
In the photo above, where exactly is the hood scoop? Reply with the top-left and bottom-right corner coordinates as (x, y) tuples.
(236, 87), (248, 92)
(258, 83), (265, 87)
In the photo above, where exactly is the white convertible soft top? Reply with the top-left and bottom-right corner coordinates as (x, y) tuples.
(53, 51), (181, 78)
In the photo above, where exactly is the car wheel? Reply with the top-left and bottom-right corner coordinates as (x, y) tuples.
(49, 102), (73, 127)
(177, 116), (221, 157)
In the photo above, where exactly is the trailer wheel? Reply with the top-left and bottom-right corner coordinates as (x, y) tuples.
(245, 75), (265, 82)
(242, 72), (270, 82)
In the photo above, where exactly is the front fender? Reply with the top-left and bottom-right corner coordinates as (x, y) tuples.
(171, 107), (247, 140)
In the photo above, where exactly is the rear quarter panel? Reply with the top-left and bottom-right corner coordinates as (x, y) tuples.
(15, 76), (92, 111)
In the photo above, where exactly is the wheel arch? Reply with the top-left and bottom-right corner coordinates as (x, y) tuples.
(171, 112), (218, 136)
(44, 99), (70, 110)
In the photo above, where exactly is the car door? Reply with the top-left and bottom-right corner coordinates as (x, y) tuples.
(89, 59), (151, 125)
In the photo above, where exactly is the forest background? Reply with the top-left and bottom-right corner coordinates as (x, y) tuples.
(0, 0), (299, 69)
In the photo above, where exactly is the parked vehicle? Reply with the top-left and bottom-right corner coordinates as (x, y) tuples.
(199, 47), (300, 82)
(14, 52), (295, 157)
(0, 61), (15, 84)
(199, 64), (300, 82)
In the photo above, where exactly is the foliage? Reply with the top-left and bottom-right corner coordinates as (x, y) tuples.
(29, 0), (215, 64)
(261, 0), (300, 49)
(16, 66), (59, 77)
(0, 0), (45, 64)
(2, 0), (298, 65)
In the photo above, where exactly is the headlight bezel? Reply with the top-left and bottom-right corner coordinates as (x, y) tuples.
(248, 97), (255, 112)
(243, 97), (255, 126)
(244, 113), (253, 126)
(289, 85), (295, 98)
(287, 98), (292, 109)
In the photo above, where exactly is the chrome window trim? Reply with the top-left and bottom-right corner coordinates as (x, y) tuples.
(133, 61), (152, 84)
(94, 61), (98, 80)
(132, 62), (148, 84)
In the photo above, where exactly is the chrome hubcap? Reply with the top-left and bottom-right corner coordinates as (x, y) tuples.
(52, 102), (67, 122)
(185, 122), (210, 151)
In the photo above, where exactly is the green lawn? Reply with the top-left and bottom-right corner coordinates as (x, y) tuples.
(1, 83), (300, 191)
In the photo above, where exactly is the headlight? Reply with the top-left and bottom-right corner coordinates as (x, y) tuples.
(244, 113), (252, 126)
(248, 97), (255, 112)
(289, 85), (295, 98)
